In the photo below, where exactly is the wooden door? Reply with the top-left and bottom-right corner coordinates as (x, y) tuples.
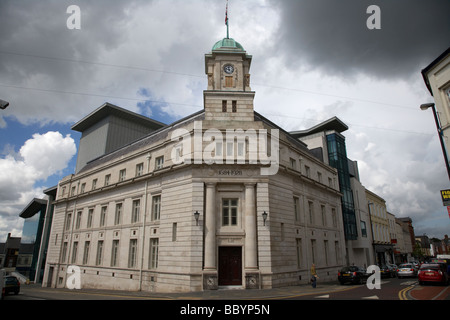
(218, 247), (242, 286)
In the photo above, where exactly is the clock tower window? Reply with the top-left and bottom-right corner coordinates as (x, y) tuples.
(225, 76), (233, 88)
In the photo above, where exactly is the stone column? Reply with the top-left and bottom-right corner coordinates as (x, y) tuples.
(204, 183), (216, 270)
(203, 183), (217, 289)
(244, 183), (259, 288)
(244, 183), (258, 269)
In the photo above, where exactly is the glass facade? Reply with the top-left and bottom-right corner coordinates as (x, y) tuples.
(327, 133), (358, 240)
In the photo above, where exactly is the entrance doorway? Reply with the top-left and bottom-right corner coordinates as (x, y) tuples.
(218, 246), (242, 286)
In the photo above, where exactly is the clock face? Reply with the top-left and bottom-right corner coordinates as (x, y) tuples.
(223, 64), (234, 74)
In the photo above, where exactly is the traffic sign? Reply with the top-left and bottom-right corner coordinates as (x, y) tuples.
(441, 189), (450, 206)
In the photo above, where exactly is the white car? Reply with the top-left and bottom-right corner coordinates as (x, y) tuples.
(397, 263), (417, 278)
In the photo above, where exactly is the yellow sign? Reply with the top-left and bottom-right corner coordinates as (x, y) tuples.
(441, 189), (450, 206)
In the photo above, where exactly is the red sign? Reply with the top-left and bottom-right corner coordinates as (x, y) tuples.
(447, 206), (450, 214)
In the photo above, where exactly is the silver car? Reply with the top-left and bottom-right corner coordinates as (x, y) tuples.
(397, 263), (417, 278)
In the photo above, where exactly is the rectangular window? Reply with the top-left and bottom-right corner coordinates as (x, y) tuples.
(360, 221), (367, 237)
(225, 76), (233, 87)
(92, 179), (97, 190)
(80, 183), (86, 194)
(172, 223), (177, 242)
(216, 142), (223, 156)
(311, 239), (316, 265)
(104, 174), (111, 186)
(321, 205), (326, 226)
(293, 197), (300, 222)
(152, 195), (161, 221)
(290, 158), (296, 169)
(296, 238), (302, 269)
(232, 100), (237, 112)
(65, 213), (72, 231)
(222, 199), (238, 226)
(335, 241), (340, 265)
(222, 100), (227, 112)
(305, 165), (310, 178)
(308, 201), (314, 225)
(136, 163), (144, 177)
(111, 240), (119, 267)
(237, 142), (245, 157)
(155, 156), (164, 170)
(149, 238), (159, 269)
(96, 240), (103, 266)
(132, 199), (140, 223)
(87, 208), (93, 228)
(71, 242), (78, 264)
(75, 211), (82, 230)
(114, 203), (122, 225)
(119, 169), (126, 182)
(83, 241), (90, 265)
(332, 208), (337, 228)
(100, 206), (107, 227)
(62, 242), (68, 263)
(128, 239), (138, 268)
(324, 240), (329, 266)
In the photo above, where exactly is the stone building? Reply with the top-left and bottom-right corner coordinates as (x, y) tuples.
(43, 37), (346, 292)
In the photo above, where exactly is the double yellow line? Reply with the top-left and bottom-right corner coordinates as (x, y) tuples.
(398, 285), (415, 300)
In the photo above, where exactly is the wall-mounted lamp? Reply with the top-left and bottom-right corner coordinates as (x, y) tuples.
(194, 210), (200, 226)
(262, 211), (268, 226)
(0, 99), (9, 110)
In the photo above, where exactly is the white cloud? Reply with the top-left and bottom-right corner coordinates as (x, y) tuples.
(0, 131), (76, 240)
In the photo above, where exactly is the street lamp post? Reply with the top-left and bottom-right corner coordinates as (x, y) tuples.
(420, 103), (450, 180)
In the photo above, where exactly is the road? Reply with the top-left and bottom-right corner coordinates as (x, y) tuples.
(3, 277), (449, 301)
(295, 277), (450, 300)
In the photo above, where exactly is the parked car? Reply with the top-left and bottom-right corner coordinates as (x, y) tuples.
(338, 266), (368, 285)
(379, 265), (396, 278)
(397, 263), (417, 278)
(418, 263), (449, 285)
(3, 276), (20, 296)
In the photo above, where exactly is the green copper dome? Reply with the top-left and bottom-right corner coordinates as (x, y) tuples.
(212, 38), (245, 51)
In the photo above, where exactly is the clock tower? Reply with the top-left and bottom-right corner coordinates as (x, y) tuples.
(204, 37), (255, 122)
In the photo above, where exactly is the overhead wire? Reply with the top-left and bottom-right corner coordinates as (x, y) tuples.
(0, 50), (430, 135)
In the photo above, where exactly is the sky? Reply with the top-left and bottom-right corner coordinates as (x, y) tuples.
(0, 0), (449, 242)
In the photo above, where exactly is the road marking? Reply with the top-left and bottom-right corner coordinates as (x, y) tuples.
(315, 294), (330, 299)
(432, 285), (450, 300)
(362, 295), (379, 300)
(398, 284), (415, 300)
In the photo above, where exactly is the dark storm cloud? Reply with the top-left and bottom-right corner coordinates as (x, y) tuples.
(272, 0), (450, 80)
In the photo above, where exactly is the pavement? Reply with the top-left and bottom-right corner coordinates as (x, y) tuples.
(21, 281), (351, 300)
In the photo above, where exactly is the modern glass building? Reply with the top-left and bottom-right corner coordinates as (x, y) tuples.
(326, 133), (358, 240)
(291, 117), (358, 241)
